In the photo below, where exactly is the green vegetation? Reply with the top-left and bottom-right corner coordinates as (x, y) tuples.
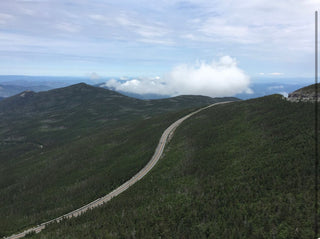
(30, 95), (316, 238)
(0, 83), (235, 160)
(0, 83), (234, 237)
(0, 112), (181, 237)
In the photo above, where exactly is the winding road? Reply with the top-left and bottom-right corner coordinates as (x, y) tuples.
(5, 102), (229, 239)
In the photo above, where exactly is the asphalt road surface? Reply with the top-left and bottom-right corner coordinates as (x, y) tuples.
(4, 102), (229, 239)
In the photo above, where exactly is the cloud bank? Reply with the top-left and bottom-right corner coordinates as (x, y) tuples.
(105, 56), (251, 97)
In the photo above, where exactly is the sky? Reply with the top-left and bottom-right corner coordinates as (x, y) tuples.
(0, 0), (319, 97)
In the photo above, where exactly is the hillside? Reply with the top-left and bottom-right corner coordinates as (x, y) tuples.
(29, 94), (316, 238)
(0, 83), (237, 115)
(0, 83), (236, 237)
(288, 83), (320, 102)
(0, 83), (236, 161)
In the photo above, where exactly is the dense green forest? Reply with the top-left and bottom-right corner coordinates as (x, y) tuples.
(0, 84), (234, 237)
(29, 94), (316, 238)
(0, 110), (188, 237)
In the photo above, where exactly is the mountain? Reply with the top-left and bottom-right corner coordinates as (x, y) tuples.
(0, 83), (237, 114)
(27, 94), (316, 239)
(0, 83), (236, 169)
(288, 83), (320, 102)
(0, 83), (236, 237)
(0, 83), (237, 150)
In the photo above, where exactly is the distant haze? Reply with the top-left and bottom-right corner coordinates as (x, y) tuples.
(0, 74), (313, 99)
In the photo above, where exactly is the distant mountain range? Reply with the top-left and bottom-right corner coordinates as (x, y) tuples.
(0, 75), (313, 100)
(0, 84), (52, 97)
(0, 75), (84, 87)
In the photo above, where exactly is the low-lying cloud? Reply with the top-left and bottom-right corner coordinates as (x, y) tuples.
(105, 56), (251, 97)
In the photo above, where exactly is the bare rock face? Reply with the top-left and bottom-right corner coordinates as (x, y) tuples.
(287, 83), (320, 102)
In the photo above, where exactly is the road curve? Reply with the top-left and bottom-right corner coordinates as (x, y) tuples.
(4, 101), (230, 239)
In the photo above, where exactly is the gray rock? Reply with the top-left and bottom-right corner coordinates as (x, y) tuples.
(287, 84), (320, 102)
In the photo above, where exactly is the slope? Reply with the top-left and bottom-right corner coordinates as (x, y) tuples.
(288, 83), (320, 102)
(0, 83), (236, 162)
(30, 94), (316, 239)
(0, 83), (235, 237)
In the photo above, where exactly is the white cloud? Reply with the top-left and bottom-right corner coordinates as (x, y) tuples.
(105, 77), (169, 95)
(138, 38), (174, 45)
(279, 92), (288, 97)
(0, 13), (14, 25)
(115, 13), (170, 39)
(120, 76), (128, 81)
(165, 56), (251, 96)
(88, 12), (172, 45)
(88, 72), (101, 83)
(183, 0), (316, 56)
(268, 85), (284, 90)
(90, 12), (169, 37)
(16, 0), (48, 2)
(55, 22), (81, 33)
(269, 72), (284, 76)
(245, 88), (254, 94)
(105, 56), (251, 97)
(88, 14), (105, 21)
(18, 7), (36, 16)
(199, 17), (253, 43)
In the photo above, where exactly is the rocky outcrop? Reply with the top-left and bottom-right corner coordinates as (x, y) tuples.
(287, 83), (320, 102)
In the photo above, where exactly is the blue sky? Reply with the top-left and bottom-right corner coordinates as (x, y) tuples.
(0, 0), (319, 96)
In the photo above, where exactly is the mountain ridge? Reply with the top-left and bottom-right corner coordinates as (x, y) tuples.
(288, 83), (320, 102)
(0, 82), (239, 116)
